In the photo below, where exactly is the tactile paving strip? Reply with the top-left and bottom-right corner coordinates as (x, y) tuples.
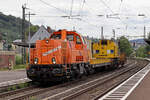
(99, 63), (150, 100)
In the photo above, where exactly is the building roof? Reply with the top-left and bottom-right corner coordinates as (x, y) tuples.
(28, 25), (51, 44)
(13, 25), (52, 48)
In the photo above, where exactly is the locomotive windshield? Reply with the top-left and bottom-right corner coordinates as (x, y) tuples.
(67, 34), (74, 41)
(51, 34), (61, 39)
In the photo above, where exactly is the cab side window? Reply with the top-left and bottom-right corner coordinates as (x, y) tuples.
(67, 34), (74, 41)
(76, 36), (81, 44)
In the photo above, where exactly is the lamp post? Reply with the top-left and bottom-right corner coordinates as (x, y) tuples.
(26, 12), (36, 64)
(138, 14), (146, 39)
(112, 29), (115, 39)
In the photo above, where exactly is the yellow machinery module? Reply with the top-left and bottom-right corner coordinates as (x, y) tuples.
(92, 40), (119, 58)
(90, 39), (121, 68)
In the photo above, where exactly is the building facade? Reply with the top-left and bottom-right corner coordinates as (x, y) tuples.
(0, 51), (15, 69)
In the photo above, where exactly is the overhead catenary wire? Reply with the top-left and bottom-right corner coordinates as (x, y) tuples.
(39, 0), (101, 30)
(31, 15), (72, 18)
(98, 0), (115, 14)
(26, 0), (29, 6)
(25, 0), (104, 24)
(20, 0), (128, 37)
(76, 19), (101, 37)
(1, 0), (141, 40)
(97, 0), (129, 31)
(67, 0), (108, 36)
(70, 0), (74, 17)
(78, 0), (86, 16)
(118, 0), (123, 14)
(83, 1), (104, 16)
(39, 0), (68, 15)
(37, 0), (126, 33)
(28, 14), (100, 29)
(78, 0), (83, 15)
(75, 17), (100, 28)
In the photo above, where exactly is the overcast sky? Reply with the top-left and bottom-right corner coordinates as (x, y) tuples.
(1, 0), (150, 39)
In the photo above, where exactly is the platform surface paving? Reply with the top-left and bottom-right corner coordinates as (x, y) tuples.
(99, 63), (150, 100)
(0, 69), (26, 83)
(127, 63), (150, 100)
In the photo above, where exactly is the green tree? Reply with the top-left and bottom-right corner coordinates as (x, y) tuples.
(118, 36), (133, 57)
(0, 12), (37, 42)
(136, 46), (147, 58)
(145, 44), (150, 52)
(25, 25), (39, 39)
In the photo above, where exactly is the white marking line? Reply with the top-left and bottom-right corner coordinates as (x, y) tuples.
(99, 63), (150, 100)
(43, 63), (136, 100)
(43, 46), (61, 56)
(0, 78), (29, 87)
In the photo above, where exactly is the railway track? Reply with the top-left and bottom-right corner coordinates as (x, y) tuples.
(42, 59), (148, 100)
(0, 59), (141, 100)
(0, 86), (37, 98)
(0, 77), (84, 100)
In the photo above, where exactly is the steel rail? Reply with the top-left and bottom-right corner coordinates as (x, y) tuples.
(61, 61), (148, 100)
(43, 61), (139, 100)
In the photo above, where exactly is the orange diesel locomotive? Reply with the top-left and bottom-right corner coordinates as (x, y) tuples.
(27, 29), (126, 82)
(27, 30), (90, 81)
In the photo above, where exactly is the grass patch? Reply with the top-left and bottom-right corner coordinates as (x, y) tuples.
(7, 86), (12, 91)
(13, 54), (26, 70)
(0, 82), (32, 93)
(0, 67), (10, 71)
(13, 64), (26, 70)
(12, 85), (17, 90)
(17, 83), (29, 89)
(7, 85), (17, 91)
(18, 83), (26, 89)
(15, 54), (22, 65)
(30, 97), (36, 100)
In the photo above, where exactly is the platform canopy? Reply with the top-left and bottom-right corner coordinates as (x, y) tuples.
(144, 39), (150, 45)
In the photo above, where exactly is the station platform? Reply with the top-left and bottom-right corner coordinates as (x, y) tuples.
(99, 63), (150, 100)
(0, 69), (26, 83)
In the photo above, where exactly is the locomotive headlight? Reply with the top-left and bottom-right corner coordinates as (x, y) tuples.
(46, 40), (49, 43)
(52, 57), (56, 64)
(34, 58), (38, 64)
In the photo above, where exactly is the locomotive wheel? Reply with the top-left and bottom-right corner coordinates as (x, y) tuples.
(73, 68), (81, 79)
(87, 66), (95, 75)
